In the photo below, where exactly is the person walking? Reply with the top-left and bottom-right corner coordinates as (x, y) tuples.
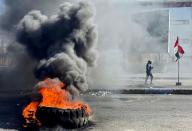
(145, 60), (153, 85)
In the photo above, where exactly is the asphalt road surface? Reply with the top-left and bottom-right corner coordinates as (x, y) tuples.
(1, 90), (192, 131)
(84, 92), (192, 131)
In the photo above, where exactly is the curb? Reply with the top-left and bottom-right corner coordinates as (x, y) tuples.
(120, 89), (192, 95)
(86, 88), (192, 95)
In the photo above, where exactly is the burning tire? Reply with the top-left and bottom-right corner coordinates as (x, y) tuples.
(36, 106), (89, 129)
(22, 78), (91, 129)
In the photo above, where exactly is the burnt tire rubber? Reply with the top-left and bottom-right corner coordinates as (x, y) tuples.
(36, 106), (89, 129)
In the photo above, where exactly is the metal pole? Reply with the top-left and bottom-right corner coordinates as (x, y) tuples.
(168, 9), (171, 53)
(176, 59), (181, 86)
(178, 59), (179, 83)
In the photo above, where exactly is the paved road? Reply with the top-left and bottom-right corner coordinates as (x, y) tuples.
(84, 93), (192, 131)
(1, 91), (192, 131)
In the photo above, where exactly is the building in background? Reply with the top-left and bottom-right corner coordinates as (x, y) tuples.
(133, 1), (192, 73)
(168, 7), (192, 56)
(0, 39), (12, 68)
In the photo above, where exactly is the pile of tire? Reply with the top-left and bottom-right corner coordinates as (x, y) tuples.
(36, 106), (89, 129)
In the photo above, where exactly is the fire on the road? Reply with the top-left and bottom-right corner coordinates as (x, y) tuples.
(22, 78), (91, 129)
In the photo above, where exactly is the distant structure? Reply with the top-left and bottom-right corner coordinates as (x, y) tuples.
(130, 1), (192, 73)
(140, 1), (192, 8)
(0, 40), (11, 67)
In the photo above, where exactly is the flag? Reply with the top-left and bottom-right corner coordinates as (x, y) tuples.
(174, 37), (184, 61)
(174, 36), (179, 48)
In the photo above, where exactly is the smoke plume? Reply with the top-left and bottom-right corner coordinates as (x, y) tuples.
(16, 1), (98, 93)
(88, 1), (170, 88)
(0, 0), (72, 31)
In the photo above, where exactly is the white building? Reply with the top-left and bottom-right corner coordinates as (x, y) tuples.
(169, 7), (192, 56)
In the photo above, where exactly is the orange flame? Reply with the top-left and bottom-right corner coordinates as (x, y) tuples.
(22, 101), (41, 127)
(38, 85), (87, 109)
(22, 101), (39, 120)
(22, 78), (91, 127)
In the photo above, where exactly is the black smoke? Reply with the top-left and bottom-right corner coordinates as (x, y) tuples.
(0, 0), (71, 90)
(16, 2), (98, 93)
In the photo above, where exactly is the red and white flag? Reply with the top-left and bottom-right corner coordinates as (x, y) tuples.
(174, 37), (184, 61)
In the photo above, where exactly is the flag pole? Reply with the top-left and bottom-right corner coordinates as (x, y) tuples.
(176, 59), (181, 86)
(178, 59), (179, 83)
